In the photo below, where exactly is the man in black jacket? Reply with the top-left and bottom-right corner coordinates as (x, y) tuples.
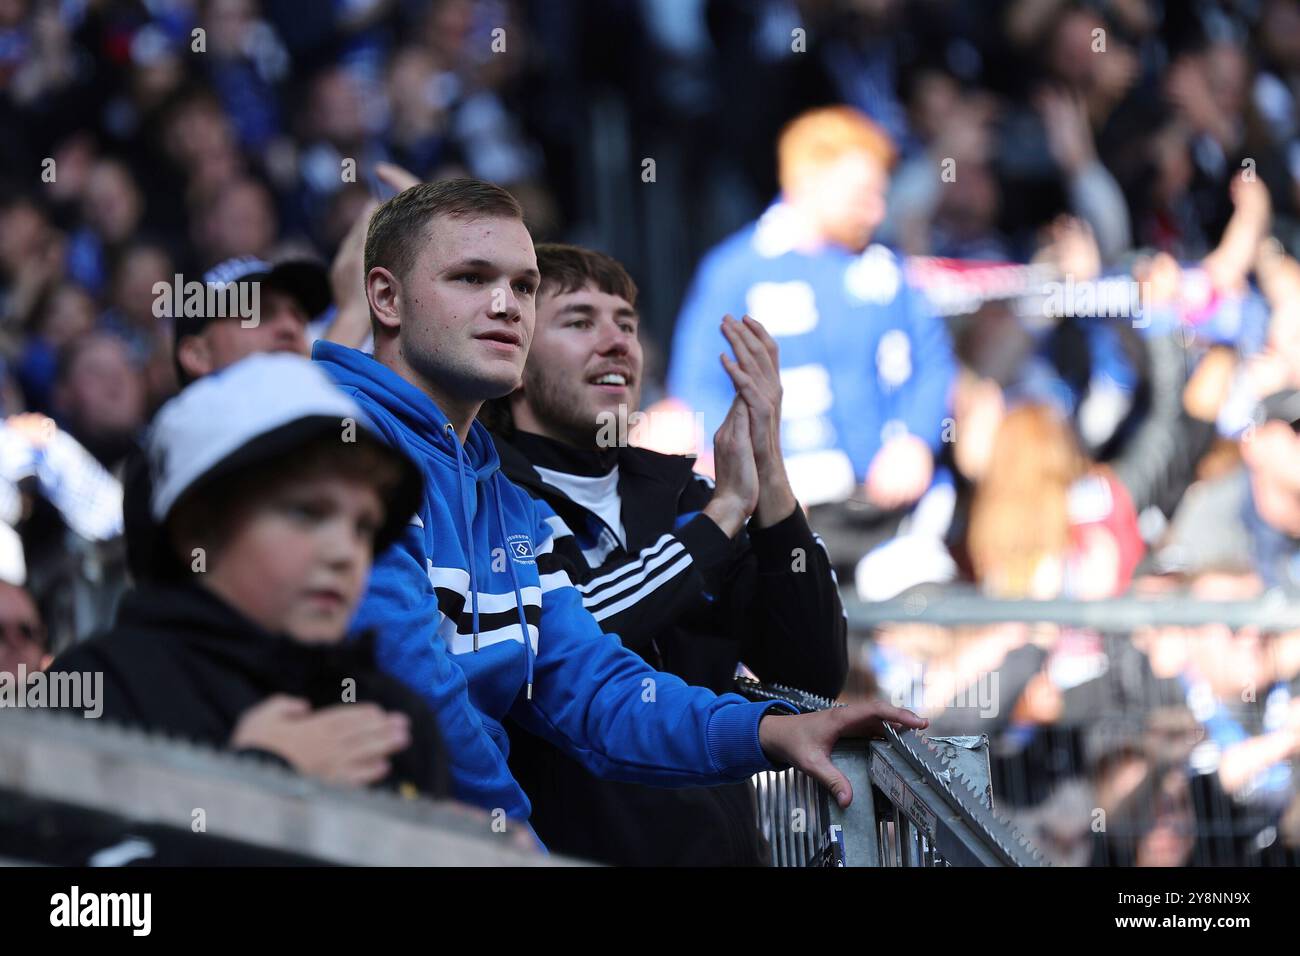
(487, 243), (848, 864)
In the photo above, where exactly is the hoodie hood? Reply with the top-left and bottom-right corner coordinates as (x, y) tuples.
(115, 582), (381, 700)
(50, 580), (451, 800)
(313, 340), (500, 483)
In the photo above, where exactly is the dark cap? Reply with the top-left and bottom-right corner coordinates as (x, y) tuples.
(173, 256), (331, 342)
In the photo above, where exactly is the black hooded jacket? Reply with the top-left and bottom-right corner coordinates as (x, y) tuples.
(48, 582), (450, 799)
(494, 430), (847, 865)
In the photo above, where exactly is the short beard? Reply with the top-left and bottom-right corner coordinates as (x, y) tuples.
(520, 368), (604, 448)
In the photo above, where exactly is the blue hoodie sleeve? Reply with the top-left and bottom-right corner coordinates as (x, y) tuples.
(514, 499), (784, 786)
(895, 285), (956, 451)
(666, 244), (745, 444)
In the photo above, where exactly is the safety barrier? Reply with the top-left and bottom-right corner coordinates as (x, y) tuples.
(739, 679), (1046, 866)
(831, 589), (1300, 866)
(0, 710), (581, 866)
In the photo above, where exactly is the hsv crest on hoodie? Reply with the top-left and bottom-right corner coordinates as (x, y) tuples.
(314, 341), (784, 823)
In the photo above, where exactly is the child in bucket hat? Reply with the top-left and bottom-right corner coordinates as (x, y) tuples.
(49, 353), (449, 799)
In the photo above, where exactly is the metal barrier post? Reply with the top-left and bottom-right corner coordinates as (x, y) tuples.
(827, 741), (880, 867)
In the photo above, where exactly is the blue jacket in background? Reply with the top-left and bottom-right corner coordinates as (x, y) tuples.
(667, 204), (955, 505)
(313, 341), (785, 822)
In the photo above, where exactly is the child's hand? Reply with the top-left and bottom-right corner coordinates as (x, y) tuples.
(757, 701), (928, 808)
(231, 695), (412, 787)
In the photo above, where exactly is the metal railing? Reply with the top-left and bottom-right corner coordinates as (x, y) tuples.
(740, 679), (1046, 867)
(834, 589), (1300, 866)
(22, 577), (1288, 866)
(841, 589), (1300, 631)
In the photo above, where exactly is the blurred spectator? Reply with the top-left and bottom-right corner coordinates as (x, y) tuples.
(383, 46), (449, 173)
(191, 176), (279, 267)
(0, 579), (48, 673)
(966, 403), (1144, 600)
(51, 332), (147, 473)
(1180, 569), (1300, 809)
(173, 256), (329, 385)
(66, 159), (145, 296)
(668, 106), (957, 591)
(295, 65), (385, 228)
(1248, 391), (1300, 517)
(200, 0), (289, 153)
(15, 283), (95, 413)
(880, 71), (1132, 263)
(158, 87), (247, 212)
(1179, 389), (1300, 591)
(119, 253), (331, 585)
(0, 194), (65, 330)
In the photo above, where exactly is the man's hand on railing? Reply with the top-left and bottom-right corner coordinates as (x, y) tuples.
(758, 700), (928, 809)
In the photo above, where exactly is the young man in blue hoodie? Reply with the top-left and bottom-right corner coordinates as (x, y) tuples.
(313, 178), (926, 838)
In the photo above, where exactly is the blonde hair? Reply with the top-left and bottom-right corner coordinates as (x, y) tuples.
(967, 404), (1087, 598)
(777, 106), (897, 193)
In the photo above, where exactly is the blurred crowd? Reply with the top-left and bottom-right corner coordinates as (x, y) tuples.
(5, 0), (1300, 865)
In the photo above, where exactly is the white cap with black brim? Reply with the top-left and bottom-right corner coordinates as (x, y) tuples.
(144, 353), (421, 576)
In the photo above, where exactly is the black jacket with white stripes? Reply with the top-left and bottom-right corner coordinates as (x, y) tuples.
(497, 430), (848, 696)
(494, 429), (848, 865)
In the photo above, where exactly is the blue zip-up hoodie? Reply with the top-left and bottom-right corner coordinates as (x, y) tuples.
(314, 342), (785, 821)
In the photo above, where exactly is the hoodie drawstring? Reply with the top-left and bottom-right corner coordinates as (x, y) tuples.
(445, 424), (535, 696)
(492, 473), (535, 700)
(448, 423), (481, 651)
